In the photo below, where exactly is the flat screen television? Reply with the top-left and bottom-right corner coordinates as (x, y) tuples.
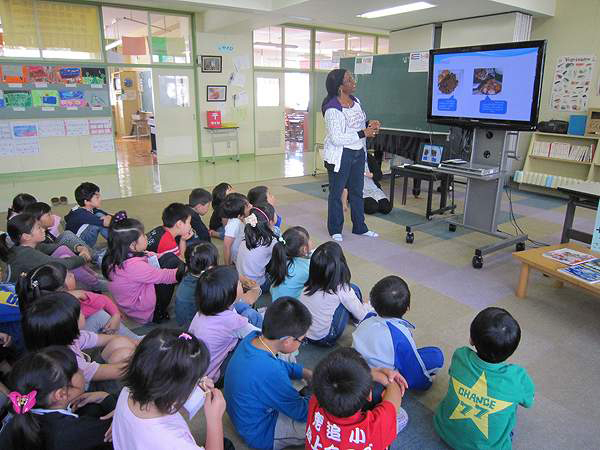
(427, 40), (546, 130)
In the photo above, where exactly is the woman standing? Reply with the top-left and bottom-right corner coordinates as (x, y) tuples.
(322, 68), (380, 241)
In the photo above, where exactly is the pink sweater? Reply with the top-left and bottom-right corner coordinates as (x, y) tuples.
(80, 291), (119, 318)
(107, 256), (178, 323)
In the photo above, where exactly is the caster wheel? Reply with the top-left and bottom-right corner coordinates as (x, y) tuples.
(449, 224), (457, 232)
(516, 242), (526, 252)
(472, 255), (483, 269)
(406, 233), (415, 244)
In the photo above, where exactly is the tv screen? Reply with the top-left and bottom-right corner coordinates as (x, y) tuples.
(427, 41), (546, 130)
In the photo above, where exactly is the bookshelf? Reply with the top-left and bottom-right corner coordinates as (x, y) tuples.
(515, 132), (600, 192)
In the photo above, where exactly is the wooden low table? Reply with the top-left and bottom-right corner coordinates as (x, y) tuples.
(512, 242), (600, 298)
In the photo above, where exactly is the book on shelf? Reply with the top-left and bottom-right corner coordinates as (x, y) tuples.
(543, 248), (594, 265)
(532, 140), (593, 162)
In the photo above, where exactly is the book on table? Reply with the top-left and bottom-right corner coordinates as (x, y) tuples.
(558, 261), (600, 284)
(543, 248), (594, 265)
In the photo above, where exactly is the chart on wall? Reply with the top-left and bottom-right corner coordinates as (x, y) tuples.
(0, 63), (111, 119)
(550, 55), (596, 112)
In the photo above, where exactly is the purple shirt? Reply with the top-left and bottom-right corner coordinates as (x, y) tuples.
(70, 330), (99, 382)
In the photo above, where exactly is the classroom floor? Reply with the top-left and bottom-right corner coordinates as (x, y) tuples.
(3, 156), (600, 448)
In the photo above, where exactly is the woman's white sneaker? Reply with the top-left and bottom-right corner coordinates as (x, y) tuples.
(362, 230), (379, 237)
(331, 234), (343, 242)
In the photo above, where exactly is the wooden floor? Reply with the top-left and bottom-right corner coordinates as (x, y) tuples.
(115, 137), (156, 167)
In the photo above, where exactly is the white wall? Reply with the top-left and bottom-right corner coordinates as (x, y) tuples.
(196, 31), (255, 157)
(440, 13), (519, 47)
(389, 24), (434, 53)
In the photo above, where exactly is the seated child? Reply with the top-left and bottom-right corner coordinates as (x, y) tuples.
(307, 347), (408, 450)
(352, 275), (443, 390)
(7, 193), (36, 221)
(247, 185), (282, 231)
(188, 266), (260, 385)
(224, 297), (313, 450)
(434, 307), (535, 449)
(0, 261), (24, 355)
(65, 182), (112, 248)
(209, 182), (232, 239)
(299, 241), (371, 347)
(222, 193), (251, 265)
(0, 346), (115, 450)
(267, 226), (311, 301)
(187, 188), (212, 243)
(236, 203), (278, 292)
(102, 215), (182, 324)
(22, 292), (137, 385)
(17, 262), (138, 339)
(112, 328), (228, 450)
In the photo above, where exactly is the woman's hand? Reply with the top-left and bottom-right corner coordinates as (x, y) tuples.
(369, 120), (381, 130)
(364, 126), (377, 138)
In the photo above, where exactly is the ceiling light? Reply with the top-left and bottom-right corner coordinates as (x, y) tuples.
(357, 2), (436, 19)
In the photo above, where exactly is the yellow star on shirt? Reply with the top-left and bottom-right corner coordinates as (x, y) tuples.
(449, 372), (513, 438)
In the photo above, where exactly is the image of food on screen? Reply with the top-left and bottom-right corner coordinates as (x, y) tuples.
(437, 69), (461, 95)
(472, 68), (503, 95)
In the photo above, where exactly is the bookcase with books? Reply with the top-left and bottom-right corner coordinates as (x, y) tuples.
(514, 132), (600, 193)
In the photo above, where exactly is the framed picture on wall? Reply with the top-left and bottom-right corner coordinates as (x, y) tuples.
(200, 55), (222, 73)
(207, 85), (227, 102)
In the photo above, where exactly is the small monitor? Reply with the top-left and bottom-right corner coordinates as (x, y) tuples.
(419, 143), (445, 166)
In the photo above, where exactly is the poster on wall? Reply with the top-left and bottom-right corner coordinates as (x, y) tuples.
(89, 118), (113, 135)
(38, 120), (66, 137)
(5, 90), (32, 108)
(85, 91), (109, 109)
(0, 91), (4, 108)
(82, 68), (107, 86)
(91, 135), (115, 153)
(11, 123), (38, 138)
(59, 90), (86, 108)
(550, 55), (596, 112)
(52, 67), (82, 85)
(2, 65), (27, 84)
(32, 90), (59, 107)
(65, 119), (89, 136)
(27, 66), (51, 84)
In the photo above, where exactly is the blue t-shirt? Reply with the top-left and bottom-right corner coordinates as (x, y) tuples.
(0, 283), (24, 354)
(270, 257), (310, 301)
(174, 273), (199, 327)
(223, 332), (308, 449)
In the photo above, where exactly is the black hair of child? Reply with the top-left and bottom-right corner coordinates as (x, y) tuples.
(0, 214), (37, 261)
(267, 226), (309, 287)
(23, 202), (51, 221)
(313, 347), (373, 418)
(17, 262), (67, 314)
(8, 193), (36, 217)
(22, 292), (81, 351)
(75, 182), (100, 207)
(470, 307), (521, 364)
(189, 188), (212, 208)
(370, 275), (411, 319)
(5, 346), (79, 449)
(247, 186), (269, 205)
(221, 193), (248, 219)
(211, 182), (232, 210)
(101, 216), (145, 280)
(196, 265), (238, 316)
(262, 296), (312, 340)
(244, 202), (276, 250)
(123, 327), (210, 414)
(186, 241), (218, 276)
(304, 241), (351, 296)
(162, 203), (193, 228)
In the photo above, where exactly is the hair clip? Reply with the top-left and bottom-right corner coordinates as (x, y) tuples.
(178, 332), (192, 340)
(244, 213), (258, 228)
(113, 210), (128, 223)
(278, 236), (286, 245)
(253, 207), (269, 222)
(31, 280), (39, 289)
(9, 390), (37, 414)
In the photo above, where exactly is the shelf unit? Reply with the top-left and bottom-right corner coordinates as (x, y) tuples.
(517, 132), (600, 193)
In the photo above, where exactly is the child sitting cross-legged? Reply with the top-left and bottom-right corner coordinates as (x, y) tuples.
(434, 307), (535, 449)
(187, 188), (212, 243)
(222, 193), (251, 265)
(224, 297), (313, 450)
(352, 275), (444, 390)
(306, 347), (409, 450)
(209, 182), (233, 240)
(267, 226), (311, 301)
(247, 185), (282, 234)
(64, 182), (112, 249)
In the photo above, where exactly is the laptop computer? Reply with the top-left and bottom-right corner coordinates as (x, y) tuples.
(408, 143), (446, 171)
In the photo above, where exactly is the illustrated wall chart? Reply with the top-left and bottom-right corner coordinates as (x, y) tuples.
(550, 55), (596, 112)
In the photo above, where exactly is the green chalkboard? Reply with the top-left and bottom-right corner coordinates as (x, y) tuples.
(340, 54), (448, 133)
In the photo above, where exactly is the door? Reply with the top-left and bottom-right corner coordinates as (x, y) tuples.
(152, 67), (198, 163)
(254, 72), (285, 155)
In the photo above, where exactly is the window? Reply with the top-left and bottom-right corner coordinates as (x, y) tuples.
(150, 14), (191, 64)
(347, 34), (375, 56)
(315, 31), (345, 70)
(0, 0), (39, 57)
(256, 77), (280, 107)
(284, 27), (310, 69)
(253, 26), (282, 68)
(285, 72), (309, 110)
(103, 7), (150, 64)
(378, 37), (390, 54)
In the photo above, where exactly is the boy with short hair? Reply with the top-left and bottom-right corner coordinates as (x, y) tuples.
(434, 307), (535, 449)
(221, 193), (251, 265)
(187, 188), (212, 243)
(307, 347), (408, 450)
(64, 182), (112, 248)
(224, 297), (313, 450)
(352, 275), (444, 390)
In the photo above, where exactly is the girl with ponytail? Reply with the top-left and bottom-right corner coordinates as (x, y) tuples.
(266, 226), (311, 301)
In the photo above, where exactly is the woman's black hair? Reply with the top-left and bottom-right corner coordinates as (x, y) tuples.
(185, 241), (218, 276)
(8, 193), (36, 218)
(16, 263), (67, 314)
(5, 346), (79, 450)
(304, 241), (351, 296)
(23, 202), (51, 221)
(0, 214), (37, 261)
(211, 182), (231, 209)
(321, 68), (347, 115)
(123, 327), (210, 414)
(247, 186), (269, 205)
(22, 292), (81, 351)
(196, 265), (238, 316)
(101, 216), (145, 280)
(267, 226), (310, 287)
(244, 202), (276, 250)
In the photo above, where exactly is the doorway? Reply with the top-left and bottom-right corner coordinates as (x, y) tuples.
(284, 72), (310, 153)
